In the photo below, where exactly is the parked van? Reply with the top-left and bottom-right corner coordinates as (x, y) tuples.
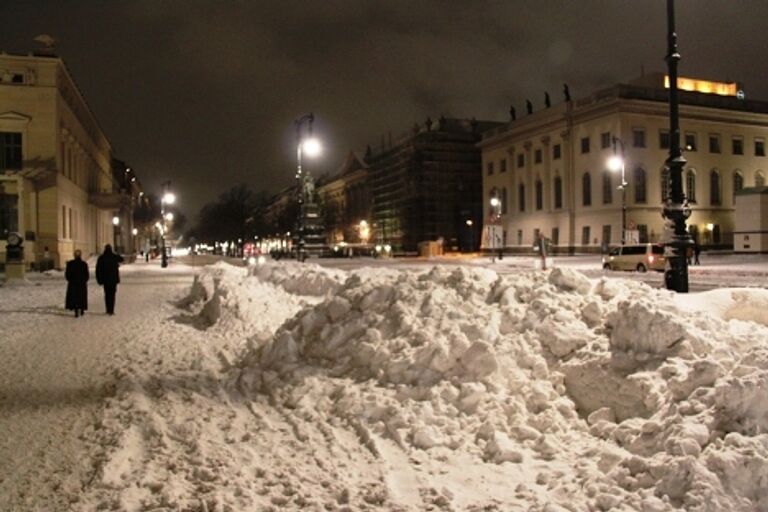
(602, 244), (665, 272)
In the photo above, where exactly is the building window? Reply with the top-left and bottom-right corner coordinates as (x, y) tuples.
(551, 227), (559, 245)
(501, 187), (508, 214)
(62, 205), (67, 238)
(756, 171), (765, 187)
(661, 167), (670, 202)
(487, 161), (494, 176)
(554, 176), (563, 209)
(756, 138), (765, 157)
(534, 149), (542, 164)
(535, 179), (543, 210)
(0, 193), (19, 237)
(686, 169), (697, 203)
(638, 224), (649, 243)
(582, 172), (592, 206)
(517, 229), (523, 246)
(602, 171), (612, 204)
(582, 226), (591, 245)
(553, 144), (561, 160)
(733, 171), (743, 201)
(634, 167), (647, 203)
(659, 130), (670, 150)
(733, 137), (744, 155)
(709, 134), (721, 153)
(710, 170), (721, 205)
(602, 225), (611, 248)
(684, 133), (697, 152)
(601, 132), (611, 149)
(517, 153), (524, 168)
(500, 158), (507, 172)
(633, 128), (646, 148)
(581, 137), (590, 154)
(0, 132), (22, 170)
(518, 183), (525, 212)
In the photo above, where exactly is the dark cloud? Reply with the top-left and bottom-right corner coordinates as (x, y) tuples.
(2, 0), (767, 217)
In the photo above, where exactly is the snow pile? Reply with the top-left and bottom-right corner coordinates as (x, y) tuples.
(248, 260), (346, 296)
(238, 264), (768, 510)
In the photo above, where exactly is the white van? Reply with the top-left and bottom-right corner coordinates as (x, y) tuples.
(602, 244), (665, 272)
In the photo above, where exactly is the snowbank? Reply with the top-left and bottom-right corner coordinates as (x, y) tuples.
(236, 264), (768, 510)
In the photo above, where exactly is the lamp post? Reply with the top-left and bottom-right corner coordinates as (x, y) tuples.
(465, 219), (474, 252)
(608, 137), (628, 245)
(489, 196), (502, 260)
(662, 0), (693, 293)
(294, 113), (322, 262)
(160, 181), (175, 268)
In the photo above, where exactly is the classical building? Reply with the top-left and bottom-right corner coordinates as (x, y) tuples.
(316, 151), (370, 247)
(368, 117), (503, 253)
(480, 73), (768, 253)
(0, 49), (133, 269)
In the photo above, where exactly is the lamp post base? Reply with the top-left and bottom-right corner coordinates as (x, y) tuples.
(664, 253), (688, 292)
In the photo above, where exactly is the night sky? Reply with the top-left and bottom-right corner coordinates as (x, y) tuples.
(2, 0), (767, 219)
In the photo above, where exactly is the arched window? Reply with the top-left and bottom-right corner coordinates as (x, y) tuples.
(757, 171), (766, 187)
(535, 179), (543, 210)
(686, 169), (697, 203)
(602, 170), (612, 204)
(661, 167), (670, 202)
(582, 172), (592, 206)
(733, 170), (743, 201)
(634, 167), (647, 203)
(710, 170), (721, 205)
(554, 176), (563, 209)
(518, 183), (525, 212)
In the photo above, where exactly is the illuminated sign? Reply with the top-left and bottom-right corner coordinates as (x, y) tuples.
(664, 75), (739, 96)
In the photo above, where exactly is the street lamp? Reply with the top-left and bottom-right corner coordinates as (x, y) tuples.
(608, 137), (628, 245)
(359, 220), (370, 244)
(465, 219), (474, 252)
(489, 195), (502, 260)
(295, 113), (322, 262)
(662, 0), (693, 293)
(160, 181), (175, 268)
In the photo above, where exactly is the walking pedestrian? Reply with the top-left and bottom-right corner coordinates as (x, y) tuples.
(65, 249), (88, 318)
(694, 243), (701, 265)
(96, 244), (124, 315)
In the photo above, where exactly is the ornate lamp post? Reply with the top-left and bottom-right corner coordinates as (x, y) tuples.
(160, 181), (175, 268)
(489, 195), (502, 260)
(294, 113), (322, 262)
(662, 0), (693, 292)
(607, 137), (628, 245)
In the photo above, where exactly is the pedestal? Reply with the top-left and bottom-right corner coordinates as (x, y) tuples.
(4, 261), (26, 280)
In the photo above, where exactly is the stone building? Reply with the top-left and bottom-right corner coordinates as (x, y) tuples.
(316, 151), (370, 247)
(480, 73), (768, 253)
(0, 49), (132, 269)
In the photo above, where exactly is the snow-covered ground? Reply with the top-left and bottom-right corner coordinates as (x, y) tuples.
(1, 256), (767, 511)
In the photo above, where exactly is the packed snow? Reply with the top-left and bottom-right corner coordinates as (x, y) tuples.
(1, 258), (767, 511)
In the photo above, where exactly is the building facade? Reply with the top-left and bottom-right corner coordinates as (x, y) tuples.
(316, 151), (370, 247)
(368, 117), (502, 253)
(480, 73), (768, 253)
(0, 51), (130, 269)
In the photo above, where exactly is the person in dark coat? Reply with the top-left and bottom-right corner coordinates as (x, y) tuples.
(96, 244), (124, 315)
(65, 249), (89, 318)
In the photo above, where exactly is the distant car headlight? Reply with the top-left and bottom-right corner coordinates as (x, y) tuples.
(247, 256), (257, 265)
(257, 255), (266, 265)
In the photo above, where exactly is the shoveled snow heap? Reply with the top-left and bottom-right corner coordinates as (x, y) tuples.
(237, 264), (768, 511)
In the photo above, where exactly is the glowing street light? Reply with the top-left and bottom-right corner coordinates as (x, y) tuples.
(160, 181), (176, 268)
(607, 137), (628, 245)
(301, 137), (322, 158)
(112, 216), (120, 226)
(132, 228), (138, 236)
(165, 212), (174, 222)
(294, 113), (322, 262)
(162, 192), (176, 205)
(359, 220), (370, 243)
